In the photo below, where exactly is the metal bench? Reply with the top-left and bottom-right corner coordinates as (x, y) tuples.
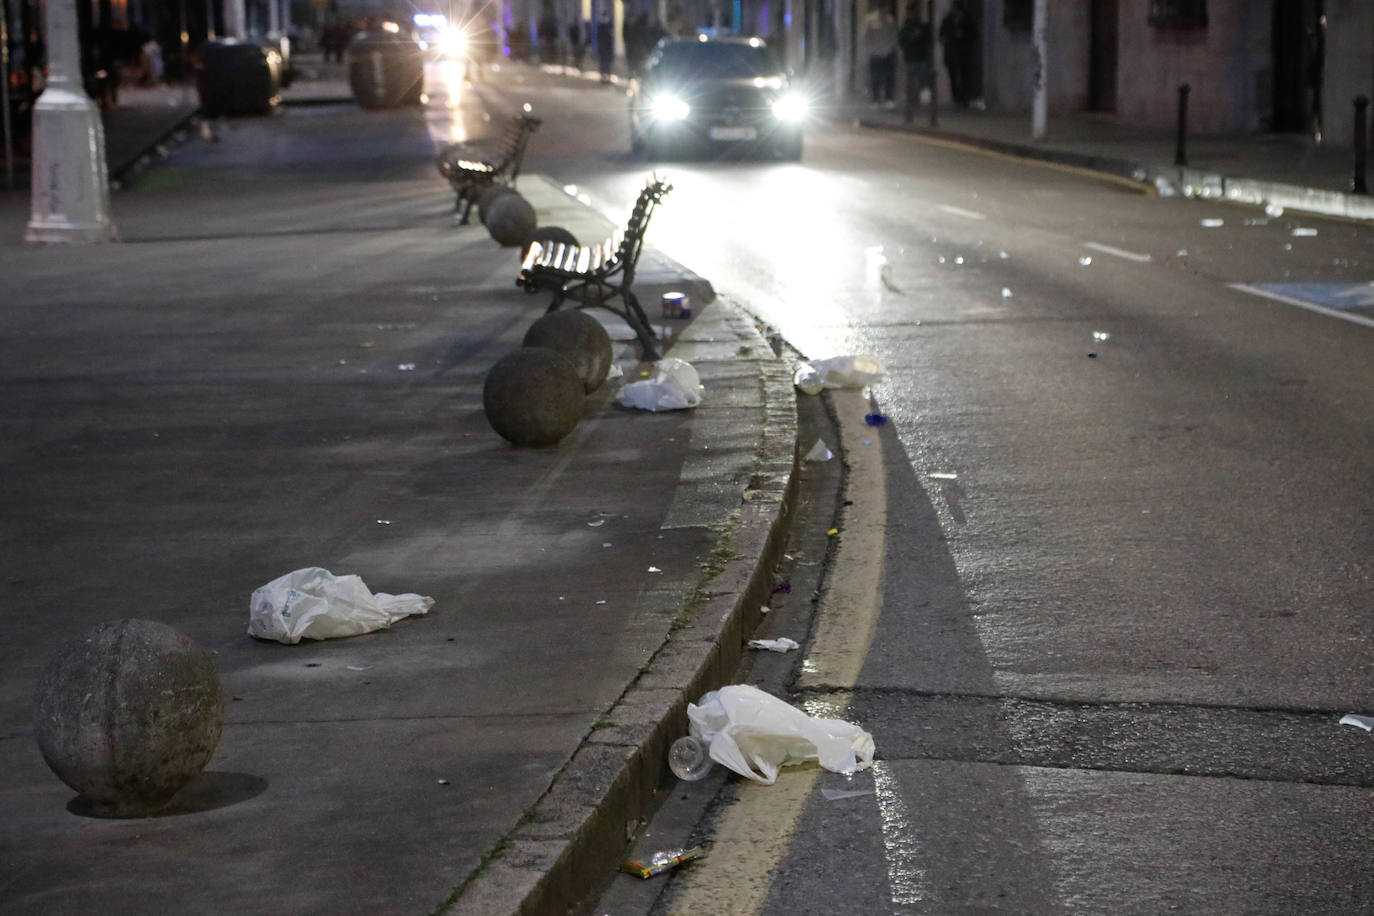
(516, 178), (671, 361)
(437, 113), (542, 224)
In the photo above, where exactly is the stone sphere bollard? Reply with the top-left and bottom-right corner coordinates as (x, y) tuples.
(32, 619), (223, 816)
(484, 192), (538, 248)
(522, 310), (613, 393)
(476, 185), (517, 224)
(483, 347), (585, 446)
(521, 225), (579, 262)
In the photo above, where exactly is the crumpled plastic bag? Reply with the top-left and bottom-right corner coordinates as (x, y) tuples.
(617, 357), (702, 411)
(248, 567), (434, 644)
(793, 355), (885, 395)
(686, 684), (875, 785)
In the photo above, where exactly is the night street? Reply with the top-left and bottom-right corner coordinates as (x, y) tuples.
(472, 65), (1374, 915)
(3, 28), (1373, 914)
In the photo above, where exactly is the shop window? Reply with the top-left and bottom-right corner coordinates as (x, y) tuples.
(1149, 0), (1207, 28)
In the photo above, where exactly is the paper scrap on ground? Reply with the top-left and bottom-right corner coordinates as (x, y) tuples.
(804, 438), (833, 462)
(821, 787), (874, 801)
(618, 357), (702, 411)
(793, 354), (885, 395)
(248, 567), (433, 644)
(748, 637), (800, 653)
(687, 684), (875, 785)
(1340, 714), (1374, 732)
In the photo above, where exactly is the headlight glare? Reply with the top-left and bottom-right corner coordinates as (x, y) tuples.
(651, 94), (691, 121)
(771, 93), (809, 122)
(437, 28), (466, 57)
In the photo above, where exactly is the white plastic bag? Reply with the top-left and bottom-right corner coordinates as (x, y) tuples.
(793, 355), (885, 395)
(248, 567), (434, 644)
(617, 358), (702, 411)
(686, 684), (875, 785)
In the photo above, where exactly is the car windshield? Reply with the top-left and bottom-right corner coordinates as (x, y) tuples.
(650, 41), (779, 79)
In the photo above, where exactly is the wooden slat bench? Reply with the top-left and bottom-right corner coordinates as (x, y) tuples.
(516, 178), (671, 360)
(437, 113), (541, 224)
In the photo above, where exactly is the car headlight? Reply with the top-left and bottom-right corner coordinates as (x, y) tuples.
(651, 94), (691, 121)
(771, 93), (809, 122)
(437, 28), (466, 57)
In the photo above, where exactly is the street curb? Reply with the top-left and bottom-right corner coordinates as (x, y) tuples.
(107, 108), (199, 185)
(441, 303), (799, 916)
(858, 117), (1374, 223)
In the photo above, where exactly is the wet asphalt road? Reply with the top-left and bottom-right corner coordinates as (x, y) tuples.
(478, 68), (1374, 912)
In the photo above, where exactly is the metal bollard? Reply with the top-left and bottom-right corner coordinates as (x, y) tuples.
(1354, 96), (1369, 195)
(1174, 84), (1190, 167)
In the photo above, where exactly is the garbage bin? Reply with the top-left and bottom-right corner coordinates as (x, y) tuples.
(197, 39), (282, 116)
(346, 29), (425, 110)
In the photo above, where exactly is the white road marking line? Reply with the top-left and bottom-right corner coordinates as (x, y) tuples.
(1228, 283), (1374, 330)
(1082, 241), (1152, 263)
(938, 204), (986, 220)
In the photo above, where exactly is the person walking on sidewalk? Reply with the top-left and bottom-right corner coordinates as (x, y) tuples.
(898, 0), (932, 123)
(939, 0), (977, 107)
(862, 3), (900, 107)
(596, 8), (615, 83)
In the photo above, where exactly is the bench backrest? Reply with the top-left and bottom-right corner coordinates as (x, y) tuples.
(613, 178), (672, 279)
(499, 114), (542, 182)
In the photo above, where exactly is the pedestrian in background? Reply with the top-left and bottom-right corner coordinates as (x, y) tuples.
(897, 0), (931, 123)
(938, 0), (976, 107)
(596, 8), (615, 83)
(862, 3), (899, 108)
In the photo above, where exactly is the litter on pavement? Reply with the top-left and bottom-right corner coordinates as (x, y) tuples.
(821, 787), (874, 801)
(804, 438), (833, 461)
(617, 358), (702, 411)
(248, 567), (433, 644)
(686, 684), (875, 785)
(1340, 714), (1374, 732)
(748, 637), (800, 653)
(621, 846), (706, 879)
(793, 354), (885, 395)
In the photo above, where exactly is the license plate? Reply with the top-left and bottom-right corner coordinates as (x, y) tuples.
(708, 126), (757, 141)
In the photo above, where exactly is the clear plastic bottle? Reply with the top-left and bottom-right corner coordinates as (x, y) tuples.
(668, 735), (712, 781)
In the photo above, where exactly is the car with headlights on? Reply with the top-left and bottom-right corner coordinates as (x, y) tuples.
(628, 36), (807, 161)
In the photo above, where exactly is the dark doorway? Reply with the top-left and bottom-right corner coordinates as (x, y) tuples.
(1088, 0), (1118, 111)
(1272, 0), (1324, 134)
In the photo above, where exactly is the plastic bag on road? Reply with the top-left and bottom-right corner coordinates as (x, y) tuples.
(793, 355), (885, 395)
(618, 357), (702, 411)
(248, 567), (434, 644)
(686, 684), (875, 785)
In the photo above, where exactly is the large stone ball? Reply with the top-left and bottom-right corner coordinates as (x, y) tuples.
(484, 191), (538, 247)
(522, 310), (613, 393)
(32, 619), (223, 817)
(476, 185), (517, 223)
(521, 225), (579, 262)
(483, 347), (585, 446)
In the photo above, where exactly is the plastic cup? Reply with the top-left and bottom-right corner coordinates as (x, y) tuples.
(668, 735), (712, 781)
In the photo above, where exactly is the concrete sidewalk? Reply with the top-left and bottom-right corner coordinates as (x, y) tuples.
(0, 87), (796, 915)
(846, 99), (1374, 222)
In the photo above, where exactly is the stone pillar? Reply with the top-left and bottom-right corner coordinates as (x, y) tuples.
(26, 0), (117, 243)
